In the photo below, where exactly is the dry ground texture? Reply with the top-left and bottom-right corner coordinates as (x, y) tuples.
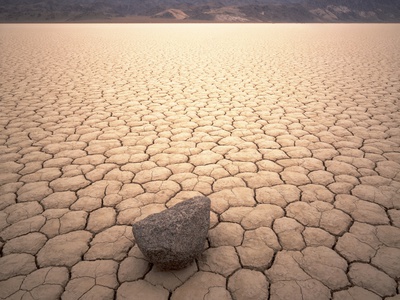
(0, 24), (400, 300)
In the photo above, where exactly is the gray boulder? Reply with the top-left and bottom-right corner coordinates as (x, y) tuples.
(132, 196), (211, 270)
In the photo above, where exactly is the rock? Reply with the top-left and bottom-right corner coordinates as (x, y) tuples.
(132, 196), (210, 270)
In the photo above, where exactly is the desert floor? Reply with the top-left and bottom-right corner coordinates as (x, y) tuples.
(0, 24), (399, 300)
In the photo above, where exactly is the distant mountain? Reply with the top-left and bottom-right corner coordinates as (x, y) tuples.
(1, 0), (399, 22)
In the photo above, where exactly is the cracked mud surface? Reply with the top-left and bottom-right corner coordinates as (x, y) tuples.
(0, 24), (399, 299)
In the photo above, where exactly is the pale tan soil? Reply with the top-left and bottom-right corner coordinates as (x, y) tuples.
(0, 24), (399, 299)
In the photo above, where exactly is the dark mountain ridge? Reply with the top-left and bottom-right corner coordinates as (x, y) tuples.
(1, 0), (399, 22)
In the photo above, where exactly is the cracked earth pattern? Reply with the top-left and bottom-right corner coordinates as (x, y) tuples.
(0, 24), (400, 300)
